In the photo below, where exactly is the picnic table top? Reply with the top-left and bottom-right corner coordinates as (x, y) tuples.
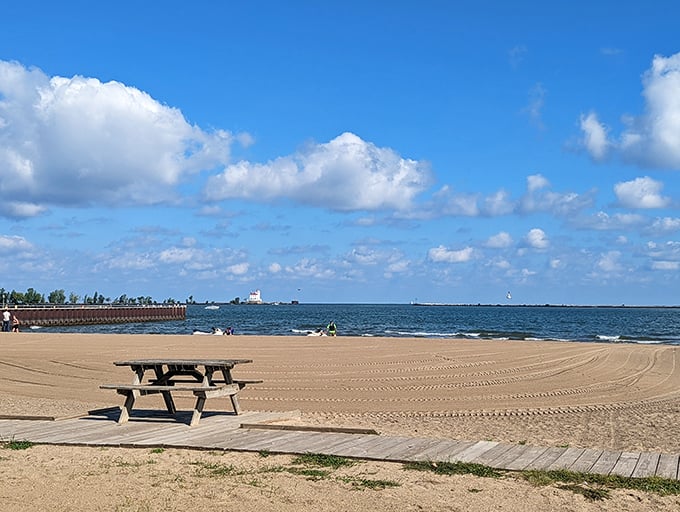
(113, 358), (253, 367)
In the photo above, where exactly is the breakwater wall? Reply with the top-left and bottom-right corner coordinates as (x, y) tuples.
(6, 305), (186, 326)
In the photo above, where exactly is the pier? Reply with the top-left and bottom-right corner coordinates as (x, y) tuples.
(5, 304), (186, 326)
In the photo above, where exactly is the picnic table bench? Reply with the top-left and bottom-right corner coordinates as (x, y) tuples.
(100, 359), (262, 426)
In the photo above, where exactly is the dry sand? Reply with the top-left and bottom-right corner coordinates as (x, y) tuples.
(1, 332), (680, 510)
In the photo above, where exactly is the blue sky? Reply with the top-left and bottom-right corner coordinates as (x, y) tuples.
(1, 1), (680, 305)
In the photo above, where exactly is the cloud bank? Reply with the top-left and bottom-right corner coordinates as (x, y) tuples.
(204, 132), (433, 212)
(580, 52), (680, 169)
(0, 60), (237, 218)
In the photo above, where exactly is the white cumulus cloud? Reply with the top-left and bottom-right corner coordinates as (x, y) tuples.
(0, 235), (33, 253)
(525, 228), (549, 249)
(614, 176), (670, 209)
(580, 53), (680, 169)
(0, 60), (239, 218)
(428, 245), (474, 263)
(580, 112), (610, 161)
(520, 174), (594, 216)
(485, 232), (513, 248)
(204, 132), (432, 212)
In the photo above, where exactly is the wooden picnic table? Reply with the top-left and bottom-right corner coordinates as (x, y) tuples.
(100, 358), (260, 426)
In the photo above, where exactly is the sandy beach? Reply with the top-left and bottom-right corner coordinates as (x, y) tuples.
(2, 332), (680, 510)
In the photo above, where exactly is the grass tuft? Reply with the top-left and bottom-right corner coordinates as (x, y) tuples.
(291, 453), (357, 469)
(2, 440), (34, 451)
(404, 460), (503, 478)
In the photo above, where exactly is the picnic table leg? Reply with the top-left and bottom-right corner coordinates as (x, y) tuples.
(152, 365), (177, 414)
(118, 391), (135, 424)
(190, 395), (206, 426)
(220, 368), (242, 414)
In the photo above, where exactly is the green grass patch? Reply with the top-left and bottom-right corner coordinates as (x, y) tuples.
(404, 460), (680, 500)
(191, 461), (239, 477)
(336, 475), (400, 490)
(2, 440), (34, 450)
(557, 484), (610, 501)
(287, 467), (332, 480)
(520, 469), (680, 496)
(149, 447), (164, 454)
(404, 461), (504, 478)
(292, 453), (358, 469)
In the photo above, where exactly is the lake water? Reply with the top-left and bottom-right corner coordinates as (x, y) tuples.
(29, 303), (680, 345)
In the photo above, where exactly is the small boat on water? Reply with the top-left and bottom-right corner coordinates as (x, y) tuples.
(204, 305), (220, 310)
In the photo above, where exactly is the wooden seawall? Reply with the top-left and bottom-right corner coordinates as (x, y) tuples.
(6, 305), (186, 326)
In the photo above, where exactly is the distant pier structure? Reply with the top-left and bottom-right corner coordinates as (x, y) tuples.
(6, 304), (186, 327)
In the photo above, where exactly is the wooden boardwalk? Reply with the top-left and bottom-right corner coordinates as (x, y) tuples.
(0, 409), (677, 480)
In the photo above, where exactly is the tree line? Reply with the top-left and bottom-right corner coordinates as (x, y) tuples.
(0, 287), (181, 306)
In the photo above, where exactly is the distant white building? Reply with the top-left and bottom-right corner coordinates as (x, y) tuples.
(247, 290), (262, 304)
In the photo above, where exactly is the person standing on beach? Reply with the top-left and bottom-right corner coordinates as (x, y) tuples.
(2, 309), (10, 332)
(11, 313), (20, 332)
(327, 320), (337, 336)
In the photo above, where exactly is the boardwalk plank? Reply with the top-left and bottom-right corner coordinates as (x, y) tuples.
(319, 434), (380, 457)
(339, 435), (411, 460)
(631, 452), (661, 479)
(278, 432), (359, 454)
(451, 440), (499, 463)
(502, 446), (549, 471)
(424, 440), (473, 462)
(546, 447), (585, 470)
(656, 454), (679, 480)
(468, 442), (514, 466)
(589, 450), (621, 476)
(409, 439), (473, 462)
(610, 452), (640, 477)
(240, 431), (331, 452)
(381, 437), (437, 460)
(568, 448), (603, 473)
(261, 431), (350, 454)
(524, 447), (567, 470)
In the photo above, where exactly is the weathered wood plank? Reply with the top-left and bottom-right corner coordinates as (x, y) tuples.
(546, 447), (585, 470)
(403, 439), (473, 462)
(568, 448), (603, 473)
(631, 452), (661, 479)
(311, 433), (379, 457)
(272, 431), (355, 454)
(589, 450), (621, 476)
(409, 439), (473, 462)
(610, 451), (640, 477)
(381, 437), (437, 460)
(502, 445), (549, 471)
(656, 453), (679, 480)
(468, 442), (514, 466)
(524, 446), (567, 470)
(340, 435), (411, 459)
(451, 440), (499, 463)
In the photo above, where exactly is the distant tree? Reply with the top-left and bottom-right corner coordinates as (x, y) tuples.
(69, 292), (80, 304)
(24, 288), (44, 304)
(48, 289), (66, 304)
(230, 297), (241, 305)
